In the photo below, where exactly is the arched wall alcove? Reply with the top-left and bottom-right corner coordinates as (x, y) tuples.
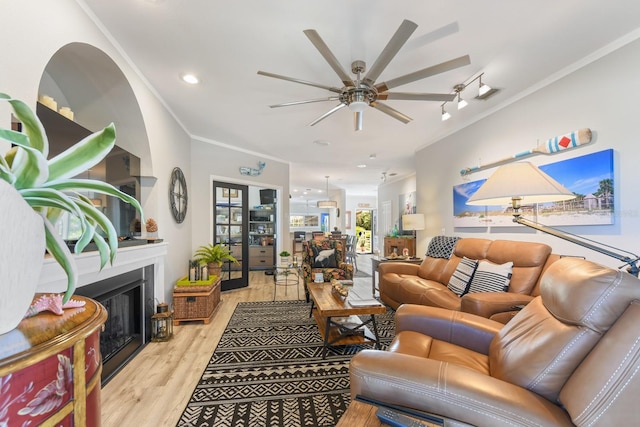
(38, 42), (153, 182)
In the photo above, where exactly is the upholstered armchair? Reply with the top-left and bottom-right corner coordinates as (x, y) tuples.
(350, 257), (640, 426)
(302, 239), (354, 301)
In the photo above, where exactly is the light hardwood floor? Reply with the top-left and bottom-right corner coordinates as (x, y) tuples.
(101, 255), (375, 427)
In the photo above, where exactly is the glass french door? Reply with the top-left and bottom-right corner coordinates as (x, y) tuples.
(213, 181), (249, 291)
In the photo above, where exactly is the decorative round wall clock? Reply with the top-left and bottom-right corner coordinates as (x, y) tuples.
(169, 167), (187, 223)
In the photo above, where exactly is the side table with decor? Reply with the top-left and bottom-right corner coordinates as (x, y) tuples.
(173, 276), (222, 325)
(0, 295), (107, 426)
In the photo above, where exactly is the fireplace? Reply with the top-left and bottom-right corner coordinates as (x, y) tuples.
(37, 243), (167, 384)
(75, 266), (154, 384)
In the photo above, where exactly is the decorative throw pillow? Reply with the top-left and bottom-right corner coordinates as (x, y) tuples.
(465, 260), (513, 294)
(312, 248), (337, 268)
(426, 236), (461, 259)
(447, 257), (478, 296)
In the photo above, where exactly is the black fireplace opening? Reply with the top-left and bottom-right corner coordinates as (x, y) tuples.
(75, 266), (154, 385)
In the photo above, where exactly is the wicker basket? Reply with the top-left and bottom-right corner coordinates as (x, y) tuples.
(173, 277), (220, 321)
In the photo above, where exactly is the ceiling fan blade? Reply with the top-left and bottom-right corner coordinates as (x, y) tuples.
(303, 29), (354, 87)
(355, 111), (363, 131)
(309, 103), (347, 126)
(363, 19), (418, 87)
(370, 101), (412, 124)
(269, 97), (339, 108)
(378, 92), (456, 102)
(257, 70), (342, 94)
(375, 55), (471, 92)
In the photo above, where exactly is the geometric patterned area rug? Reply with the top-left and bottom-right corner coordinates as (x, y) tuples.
(176, 300), (395, 427)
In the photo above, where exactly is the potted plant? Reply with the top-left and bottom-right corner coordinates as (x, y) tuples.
(279, 250), (291, 266)
(0, 93), (143, 334)
(194, 243), (239, 277)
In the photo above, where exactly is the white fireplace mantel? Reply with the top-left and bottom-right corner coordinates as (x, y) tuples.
(37, 242), (168, 299)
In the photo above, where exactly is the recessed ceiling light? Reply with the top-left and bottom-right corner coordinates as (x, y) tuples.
(369, 154), (376, 159)
(357, 164), (367, 168)
(389, 172), (397, 177)
(313, 140), (331, 146)
(181, 73), (199, 84)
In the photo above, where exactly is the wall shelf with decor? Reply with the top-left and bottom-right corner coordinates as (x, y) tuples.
(249, 206), (276, 270)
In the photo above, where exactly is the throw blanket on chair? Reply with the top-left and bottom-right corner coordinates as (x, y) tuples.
(426, 236), (460, 259)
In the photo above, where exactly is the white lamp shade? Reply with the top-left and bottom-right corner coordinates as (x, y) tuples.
(317, 200), (338, 208)
(466, 162), (575, 206)
(479, 83), (491, 97)
(402, 213), (425, 231)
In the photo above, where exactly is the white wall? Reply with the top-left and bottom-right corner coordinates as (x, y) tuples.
(377, 174), (423, 252)
(190, 139), (290, 256)
(1, 1), (187, 303)
(1, 1), (295, 302)
(416, 36), (640, 271)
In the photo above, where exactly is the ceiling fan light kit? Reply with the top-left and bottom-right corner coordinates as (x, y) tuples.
(258, 19), (471, 131)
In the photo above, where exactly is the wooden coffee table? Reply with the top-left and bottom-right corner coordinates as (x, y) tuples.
(337, 399), (444, 427)
(307, 282), (387, 359)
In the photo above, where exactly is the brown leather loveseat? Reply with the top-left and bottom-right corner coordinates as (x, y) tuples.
(351, 257), (640, 426)
(379, 237), (558, 321)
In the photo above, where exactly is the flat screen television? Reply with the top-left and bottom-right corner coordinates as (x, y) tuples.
(260, 188), (276, 205)
(35, 102), (142, 241)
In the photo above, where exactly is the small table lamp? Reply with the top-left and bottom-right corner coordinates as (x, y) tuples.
(402, 213), (425, 236)
(402, 213), (425, 257)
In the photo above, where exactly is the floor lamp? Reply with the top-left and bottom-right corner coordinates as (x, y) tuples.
(466, 162), (639, 276)
(402, 213), (425, 257)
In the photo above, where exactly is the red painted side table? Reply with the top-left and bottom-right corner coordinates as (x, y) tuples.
(0, 295), (107, 426)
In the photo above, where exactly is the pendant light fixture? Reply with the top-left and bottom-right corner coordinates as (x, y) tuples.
(317, 176), (338, 208)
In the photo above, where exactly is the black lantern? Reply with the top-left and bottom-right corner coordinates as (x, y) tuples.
(151, 303), (174, 342)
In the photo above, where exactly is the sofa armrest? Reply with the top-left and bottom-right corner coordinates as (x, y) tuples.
(395, 304), (503, 355)
(461, 293), (535, 318)
(378, 262), (420, 276)
(350, 351), (574, 427)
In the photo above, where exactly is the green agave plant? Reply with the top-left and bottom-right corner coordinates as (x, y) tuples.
(0, 93), (143, 303)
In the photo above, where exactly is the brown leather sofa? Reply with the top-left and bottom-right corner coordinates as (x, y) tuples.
(351, 257), (640, 426)
(379, 237), (559, 321)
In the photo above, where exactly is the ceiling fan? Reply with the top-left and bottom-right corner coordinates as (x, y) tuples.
(258, 19), (471, 131)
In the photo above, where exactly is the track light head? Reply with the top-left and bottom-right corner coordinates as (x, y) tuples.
(476, 75), (499, 99)
(441, 105), (451, 121)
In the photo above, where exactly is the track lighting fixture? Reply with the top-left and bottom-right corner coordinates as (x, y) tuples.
(476, 74), (498, 99)
(441, 105), (451, 121)
(440, 73), (498, 120)
(478, 76), (491, 97)
(455, 84), (468, 110)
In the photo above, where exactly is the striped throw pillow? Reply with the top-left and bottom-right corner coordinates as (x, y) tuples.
(447, 257), (478, 296)
(465, 260), (513, 294)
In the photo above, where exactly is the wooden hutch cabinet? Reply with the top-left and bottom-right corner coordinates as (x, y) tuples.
(383, 237), (416, 258)
(0, 296), (107, 426)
